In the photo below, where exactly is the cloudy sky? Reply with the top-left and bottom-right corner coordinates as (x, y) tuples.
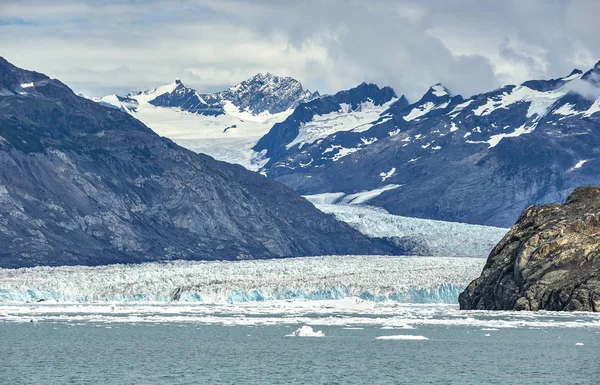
(1, 0), (598, 100)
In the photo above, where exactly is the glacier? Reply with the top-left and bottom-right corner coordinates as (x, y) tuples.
(0, 256), (484, 304)
(310, 204), (507, 258)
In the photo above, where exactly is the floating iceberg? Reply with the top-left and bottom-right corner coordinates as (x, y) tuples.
(376, 335), (428, 340)
(289, 326), (325, 337)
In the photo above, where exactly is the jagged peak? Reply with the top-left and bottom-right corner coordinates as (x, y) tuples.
(352, 82), (395, 94)
(428, 83), (451, 97)
(326, 82), (397, 107)
(408, 83), (453, 106)
(255, 71), (275, 79)
(0, 56), (12, 67)
(582, 60), (600, 81)
(243, 72), (296, 84)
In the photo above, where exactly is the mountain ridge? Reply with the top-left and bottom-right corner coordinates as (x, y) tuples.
(255, 64), (600, 227)
(0, 57), (397, 268)
(95, 60), (600, 227)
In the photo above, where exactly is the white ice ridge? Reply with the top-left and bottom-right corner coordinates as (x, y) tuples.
(0, 256), (484, 304)
(312, 204), (507, 258)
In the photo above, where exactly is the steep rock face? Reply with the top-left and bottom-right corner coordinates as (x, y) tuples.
(459, 186), (600, 311)
(0, 58), (396, 268)
(149, 79), (224, 116)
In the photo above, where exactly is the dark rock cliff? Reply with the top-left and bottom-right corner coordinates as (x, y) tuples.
(459, 186), (600, 311)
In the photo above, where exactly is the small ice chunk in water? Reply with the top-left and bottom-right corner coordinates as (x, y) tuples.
(376, 335), (428, 340)
(289, 325), (325, 337)
(575, 342), (584, 346)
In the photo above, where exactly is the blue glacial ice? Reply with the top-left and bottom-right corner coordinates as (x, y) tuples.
(0, 256), (483, 304)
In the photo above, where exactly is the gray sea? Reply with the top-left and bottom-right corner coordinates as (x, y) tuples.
(1, 311), (598, 385)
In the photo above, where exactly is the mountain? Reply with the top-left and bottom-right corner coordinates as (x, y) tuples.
(204, 72), (318, 115)
(0, 57), (397, 268)
(256, 64), (600, 227)
(99, 74), (318, 169)
(254, 82), (400, 166)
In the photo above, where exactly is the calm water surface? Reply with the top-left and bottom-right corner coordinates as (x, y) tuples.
(1, 320), (598, 384)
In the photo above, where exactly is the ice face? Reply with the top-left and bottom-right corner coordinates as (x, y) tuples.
(0, 256), (484, 304)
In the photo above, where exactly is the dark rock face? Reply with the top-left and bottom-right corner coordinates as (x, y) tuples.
(150, 79), (225, 116)
(459, 186), (600, 312)
(0, 57), (397, 268)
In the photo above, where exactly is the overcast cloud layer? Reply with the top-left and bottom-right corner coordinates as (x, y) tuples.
(1, 0), (599, 100)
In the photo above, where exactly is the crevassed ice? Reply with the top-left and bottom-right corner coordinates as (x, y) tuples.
(0, 256), (484, 304)
(313, 204), (507, 258)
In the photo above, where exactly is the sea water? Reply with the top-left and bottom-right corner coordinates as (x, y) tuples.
(1, 302), (598, 385)
(1, 257), (598, 384)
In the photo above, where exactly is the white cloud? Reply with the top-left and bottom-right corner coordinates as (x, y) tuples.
(1, 0), (598, 101)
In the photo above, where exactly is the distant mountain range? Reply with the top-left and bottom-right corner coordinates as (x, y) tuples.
(0, 57), (395, 268)
(100, 62), (600, 227)
(96, 74), (318, 169)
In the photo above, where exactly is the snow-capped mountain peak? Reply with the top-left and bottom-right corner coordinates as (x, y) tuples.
(215, 72), (319, 115)
(401, 83), (460, 122)
(563, 69), (583, 80)
(97, 73), (320, 169)
(581, 61), (600, 87)
(107, 73), (318, 117)
(429, 83), (451, 97)
(253, 61), (600, 229)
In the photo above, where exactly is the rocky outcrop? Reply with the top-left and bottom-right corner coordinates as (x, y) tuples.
(459, 186), (600, 311)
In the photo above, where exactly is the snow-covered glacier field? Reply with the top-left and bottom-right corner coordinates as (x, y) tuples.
(0, 256), (483, 304)
(313, 204), (507, 257)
